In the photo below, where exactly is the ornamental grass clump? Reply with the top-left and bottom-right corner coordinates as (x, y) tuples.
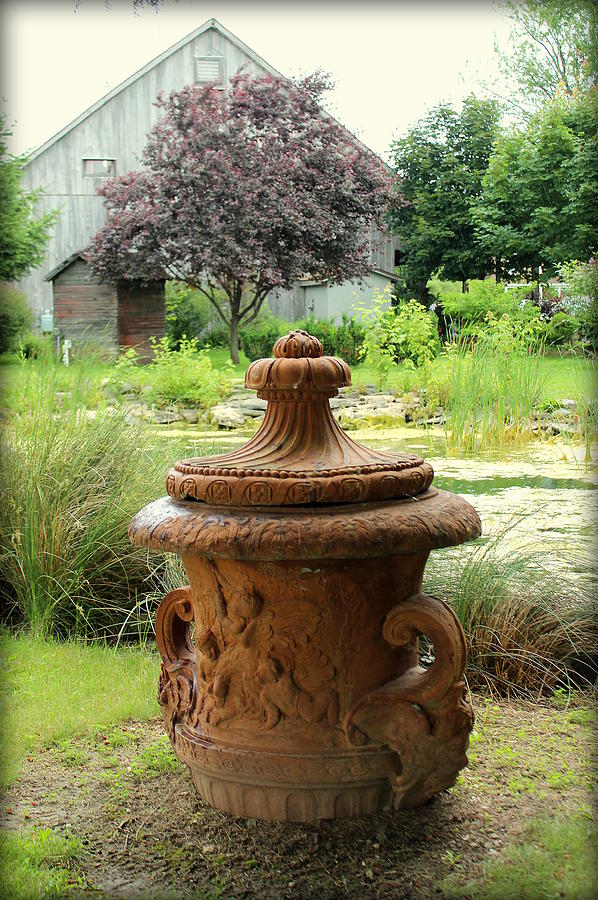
(0, 361), (169, 638)
(443, 312), (548, 453)
(424, 523), (597, 696)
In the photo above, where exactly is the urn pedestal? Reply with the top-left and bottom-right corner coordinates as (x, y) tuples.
(130, 331), (481, 823)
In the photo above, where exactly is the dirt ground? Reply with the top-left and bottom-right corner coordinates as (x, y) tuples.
(1, 694), (596, 899)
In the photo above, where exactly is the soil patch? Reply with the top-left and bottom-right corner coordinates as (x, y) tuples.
(1, 695), (595, 898)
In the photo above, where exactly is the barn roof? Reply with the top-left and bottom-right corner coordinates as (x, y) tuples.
(27, 17), (384, 168)
(28, 18), (282, 163)
(44, 252), (87, 281)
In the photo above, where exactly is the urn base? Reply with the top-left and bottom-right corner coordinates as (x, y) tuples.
(174, 725), (395, 822)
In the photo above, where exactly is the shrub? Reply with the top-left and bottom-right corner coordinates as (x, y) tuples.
(165, 282), (212, 348)
(547, 312), (578, 345)
(149, 336), (230, 407)
(17, 331), (51, 359)
(239, 316), (287, 361)
(439, 280), (531, 330)
(394, 299), (440, 367)
(0, 285), (33, 354)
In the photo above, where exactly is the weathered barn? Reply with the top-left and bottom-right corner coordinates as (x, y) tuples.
(20, 17), (398, 342)
(46, 254), (164, 360)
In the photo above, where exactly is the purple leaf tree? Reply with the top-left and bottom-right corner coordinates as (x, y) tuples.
(87, 72), (395, 362)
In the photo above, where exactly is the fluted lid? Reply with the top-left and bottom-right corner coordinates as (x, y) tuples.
(166, 330), (433, 506)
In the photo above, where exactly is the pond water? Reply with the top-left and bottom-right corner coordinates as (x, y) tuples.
(151, 422), (597, 590)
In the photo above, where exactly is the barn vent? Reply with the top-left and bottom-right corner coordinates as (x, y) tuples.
(194, 56), (225, 86)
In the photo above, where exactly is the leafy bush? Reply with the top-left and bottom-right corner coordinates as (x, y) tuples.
(558, 258), (598, 351)
(239, 316), (287, 361)
(547, 311), (578, 345)
(0, 285), (33, 354)
(355, 287), (439, 387)
(394, 299), (440, 367)
(17, 331), (51, 359)
(165, 282), (212, 348)
(149, 336), (230, 407)
(439, 280), (531, 329)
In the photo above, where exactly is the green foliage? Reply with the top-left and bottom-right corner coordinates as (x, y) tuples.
(558, 257), (598, 350)
(239, 315), (288, 361)
(438, 281), (531, 328)
(17, 331), (50, 359)
(394, 300), (440, 367)
(165, 281), (212, 348)
(355, 287), (439, 387)
(493, 1), (594, 117)
(111, 337), (232, 407)
(0, 358), (169, 638)
(547, 311), (579, 345)
(0, 114), (57, 282)
(0, 285), (33, 354)
(442, 312), (548, 452)
(475, 94), (598, 278)
(149, 336), (229, 408)
(0, 827), (85, 898)
(293, 314), (366, 366)
(390, 95), (501, 299)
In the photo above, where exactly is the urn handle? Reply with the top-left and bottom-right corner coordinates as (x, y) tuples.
(155, 586), (195, 668)
(382, 592), (467, 705)
(346, 592), (473, 808)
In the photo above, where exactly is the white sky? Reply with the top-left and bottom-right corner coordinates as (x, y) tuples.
(1, 0), (512, 161)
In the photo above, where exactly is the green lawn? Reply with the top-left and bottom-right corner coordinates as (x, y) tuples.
(0, 632), (159, 788)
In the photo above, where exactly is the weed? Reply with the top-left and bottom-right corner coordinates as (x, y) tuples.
(129, 735), (179, 780)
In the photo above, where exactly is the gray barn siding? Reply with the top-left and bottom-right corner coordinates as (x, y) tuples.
(19, 19), (397, 328)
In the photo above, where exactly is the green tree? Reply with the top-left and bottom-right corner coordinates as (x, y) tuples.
(489, 0), (594, 117)
(0, 115), (56, 282)
(474, 93), (598, 279)
(389, 95), (501, 300)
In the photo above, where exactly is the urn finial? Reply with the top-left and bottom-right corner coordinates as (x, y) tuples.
(273, 330), (323, 359)
(166, 331), (434, 506)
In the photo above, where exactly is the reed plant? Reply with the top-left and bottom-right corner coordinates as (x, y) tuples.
(0, 355), (175, 638)
(442, 313), (548, 454)
(424, 522), (597, 696)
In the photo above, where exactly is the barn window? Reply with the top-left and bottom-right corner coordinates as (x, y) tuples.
(83, 158), (117, 177)
(194, 56), (225, 87)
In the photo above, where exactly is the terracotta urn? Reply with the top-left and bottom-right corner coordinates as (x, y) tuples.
(130, 331), (481, 823)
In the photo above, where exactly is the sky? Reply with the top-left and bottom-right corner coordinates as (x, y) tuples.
(1, 0), (512, 161)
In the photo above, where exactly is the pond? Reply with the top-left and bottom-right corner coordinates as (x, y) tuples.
(150, 422), (597, 590)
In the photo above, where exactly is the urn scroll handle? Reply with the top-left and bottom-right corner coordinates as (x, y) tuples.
(381, 592), (468, 706)
(346, 593), (474, 809)
(155, 586), (196, 668)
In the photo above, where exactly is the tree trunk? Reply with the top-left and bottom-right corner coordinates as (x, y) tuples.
(461, 278), (467, 293)
(229, 314), (240, 366)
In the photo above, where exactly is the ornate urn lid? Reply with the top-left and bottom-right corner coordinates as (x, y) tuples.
(166, 330), (434, 507)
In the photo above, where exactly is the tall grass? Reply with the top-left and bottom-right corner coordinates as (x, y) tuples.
(0, 354), (171, 638)
(443, 342), (548, 454)
(424, 522), (597, 696)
